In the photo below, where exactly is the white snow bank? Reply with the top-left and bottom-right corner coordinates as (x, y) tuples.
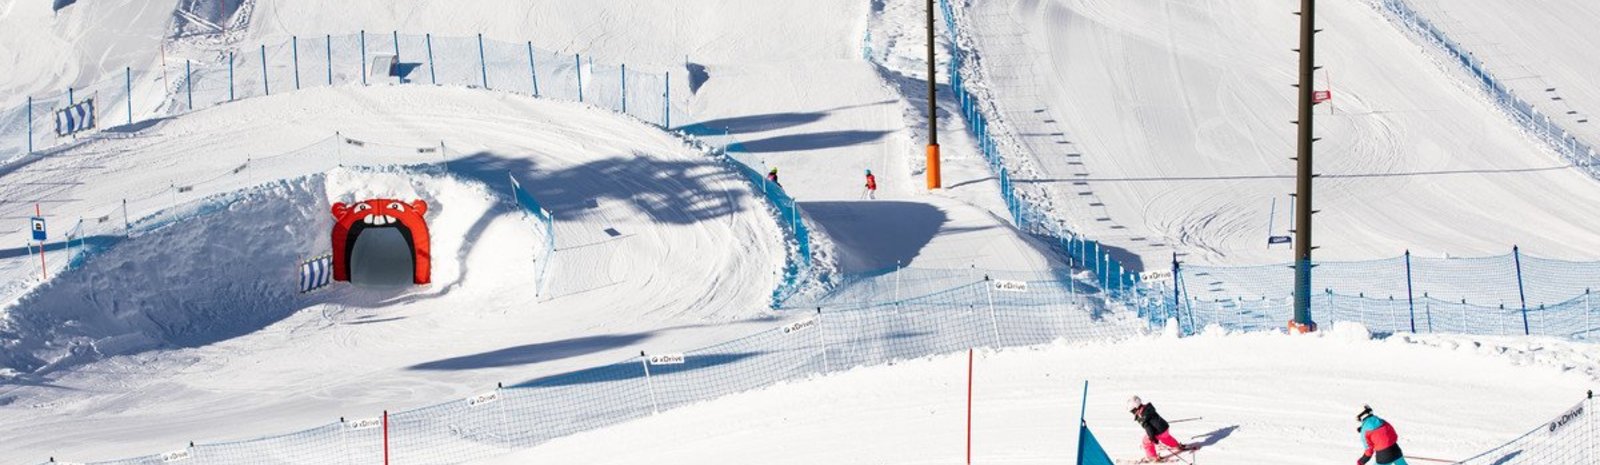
(0, 166), (538, 377)
(477, 330), (1594, 464)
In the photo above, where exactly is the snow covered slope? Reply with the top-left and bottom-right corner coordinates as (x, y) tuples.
(0, 85), (786, 463)
(956, 0), (1600, 268)
(1404, 0), (1600, 151)
(0, 0), (176, 102)
(479, 326), (1595, 465)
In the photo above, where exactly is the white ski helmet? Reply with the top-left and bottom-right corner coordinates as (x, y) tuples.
(1128, 396), (1144, 411)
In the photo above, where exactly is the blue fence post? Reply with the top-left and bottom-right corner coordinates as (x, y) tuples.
(228, 52), (235, 101)
(1171, 253), (1182, 325)
(664, 71), (670, 127)
(125, 66), (133, 125)
(527, 41), (539, 96)
(575, 53), (584, 102)
(621, 63), (627, 114)
(68, 87), (73, 104)
(186, 59), (193, 110)
(392, 31), (401, 84)
(1404, 250), (1416, 333)
(292, 36), (300, 89)
(1424, 292), (1433, 333)
(477, 33), (488, 89)
(261, 44), (270, 95)
(25, 96), (31, 154)
(1513, 246), (1530, 335)
(359, 30), (368, 86)
(426, 33), (437, 85)
(325, 34), (333, 85)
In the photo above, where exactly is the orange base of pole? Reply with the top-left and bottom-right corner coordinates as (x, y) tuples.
(1287, 320), (1318, 334)
(927, 144), (942, 190)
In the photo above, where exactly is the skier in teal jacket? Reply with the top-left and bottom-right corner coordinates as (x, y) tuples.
(1357, 406), (1409, 465)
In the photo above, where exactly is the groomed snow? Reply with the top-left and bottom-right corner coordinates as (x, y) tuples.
(956, 0), (1600, 270)
(476, 325), (1595, 465)
(0, 85), (787, 463)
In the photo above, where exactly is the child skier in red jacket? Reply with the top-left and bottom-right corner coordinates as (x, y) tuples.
(1130, 396), (1193, 461)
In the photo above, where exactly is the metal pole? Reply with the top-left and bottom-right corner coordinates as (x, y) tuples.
(186, 60), (193, 110)
(126, 67), (133, 125)
(575, 54), (584, 102)
(1291, 0), (1319, 332)
(393, 31), (401, 84)
(426, 33), (436, 85)
(1172, 253), (1182, 323)
(293, 36), (301, 89)
(984, 276), (1000, 347)
(527, 41), (539, 96)
(360, 30), (368, 86)
(664, 71), (670, 127)
(925, 0), (942, 189)
(261, 44), (270, 95)
(477, 33), (488, 89)
(621, 63), (628, 114)
(228, 52), (235, 100)
(640, 351), (659, 414)
(326, 34), (333, 85)
(1514, 246), (1530, 335)
(816, 308), (830, 372)
(26, 96), (32, 154)
(1405, 250), (1416, 333)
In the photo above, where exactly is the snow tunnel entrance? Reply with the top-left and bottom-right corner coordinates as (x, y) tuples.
(331, 199), (432, 285)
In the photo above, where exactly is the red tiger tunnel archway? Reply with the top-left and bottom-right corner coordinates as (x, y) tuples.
(331, 198), (431, 285)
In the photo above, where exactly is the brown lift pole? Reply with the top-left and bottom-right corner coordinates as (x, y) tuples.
(926, 0), (942, 190)
(1291, 0), (1319, 333)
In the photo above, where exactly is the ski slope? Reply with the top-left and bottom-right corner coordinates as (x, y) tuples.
(477, 325), (1596, 465)
(956, 0), (1600, 270)
(0, 85), (788, 463)
(4, 0), (1597, 463)
(1404, 0), (1600, 150)
(0, 0), (176, 104)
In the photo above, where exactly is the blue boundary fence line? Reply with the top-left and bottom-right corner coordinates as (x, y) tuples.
(930, 0), (1156, 312)
(508, 173), (556, 298)
(42, 270), (1139, 465)
(676, 124), (813, 307)
(1377, 0), (1600, 180)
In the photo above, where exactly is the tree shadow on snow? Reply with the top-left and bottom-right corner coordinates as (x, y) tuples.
(508, 352), (763, 388)
(800, 201), (946, 274)
(408, 333), (654, 371)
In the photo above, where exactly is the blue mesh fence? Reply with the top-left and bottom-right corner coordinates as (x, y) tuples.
(46, 273), (1138, 465)
(1378, 0), (1600, 181)
(1453, 395), (1598, 465)
(927, 0), (1147, 304)
(507, 174), (556, 298)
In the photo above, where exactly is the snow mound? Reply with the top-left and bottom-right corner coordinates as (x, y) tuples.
(0, 166), (540, 378)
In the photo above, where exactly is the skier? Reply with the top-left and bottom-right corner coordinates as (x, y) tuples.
(1130, 396), (1192, 462)
(864, 169), (878, 199)
(1357, 405), (1409, 465)
(767, 167), (780, 187)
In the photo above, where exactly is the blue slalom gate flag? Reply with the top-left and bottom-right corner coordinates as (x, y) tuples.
(1077, 423), (1116, 465)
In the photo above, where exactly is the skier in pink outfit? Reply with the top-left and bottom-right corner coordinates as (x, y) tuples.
(1130, 396), (1193, 461)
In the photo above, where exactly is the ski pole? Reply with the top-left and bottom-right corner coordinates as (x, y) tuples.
(1169, 417), (1204, 424)
(1404, 456), (1459, 464)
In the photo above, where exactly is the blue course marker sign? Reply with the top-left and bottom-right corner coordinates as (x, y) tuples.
(31, 217), (47, 241)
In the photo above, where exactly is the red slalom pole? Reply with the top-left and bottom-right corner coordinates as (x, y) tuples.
(382, 410), (390, 465)
(966, 348), (974, 465)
